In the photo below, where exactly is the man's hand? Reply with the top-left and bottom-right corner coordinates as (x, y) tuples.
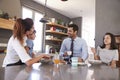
(63, 52), (68, 57)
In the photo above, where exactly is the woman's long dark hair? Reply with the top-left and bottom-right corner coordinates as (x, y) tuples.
(101, 32), (118, 50)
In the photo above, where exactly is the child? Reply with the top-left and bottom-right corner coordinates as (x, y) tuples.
(91, 32), (118, 67)
(26, 30), (36, 58)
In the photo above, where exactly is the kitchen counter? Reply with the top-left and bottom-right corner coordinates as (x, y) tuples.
(0, 63), (120, 80)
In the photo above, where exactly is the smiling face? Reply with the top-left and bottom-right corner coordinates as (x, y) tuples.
(67, 27), (77, 38)
(104, 35), (111, 45)
(28, 30), (36, 40)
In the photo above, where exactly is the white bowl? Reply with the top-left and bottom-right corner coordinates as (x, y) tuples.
(78, 62), (87, 66)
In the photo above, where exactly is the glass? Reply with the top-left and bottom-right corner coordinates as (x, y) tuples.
(53, 54), (60, 65)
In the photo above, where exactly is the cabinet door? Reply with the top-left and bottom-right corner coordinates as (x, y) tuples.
(0, 18), (14, 30)
(115, 35), (120, 67)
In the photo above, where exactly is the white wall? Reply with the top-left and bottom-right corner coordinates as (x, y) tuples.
(95, 0), (120, 47)
(0, 0), (22, 18)
(82, 16), (95, 47)
(82, 0), (95, 47)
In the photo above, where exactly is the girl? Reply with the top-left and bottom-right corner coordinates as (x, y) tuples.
(91, 33), (118, 67)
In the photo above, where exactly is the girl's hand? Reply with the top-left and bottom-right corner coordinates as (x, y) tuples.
(91, 47), (96, 54)
(91, 47), (100, 60)
(110, 60), (116, 68)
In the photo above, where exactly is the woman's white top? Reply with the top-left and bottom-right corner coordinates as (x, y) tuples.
(2, 36), (32, 67)
(96, 46), (119, 64)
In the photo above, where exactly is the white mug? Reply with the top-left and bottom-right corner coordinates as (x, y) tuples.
(71, 57), (78, 62)
(71, 57), (78, 66)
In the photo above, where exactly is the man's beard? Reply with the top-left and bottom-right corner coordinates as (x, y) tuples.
(68, 35), (73, 38)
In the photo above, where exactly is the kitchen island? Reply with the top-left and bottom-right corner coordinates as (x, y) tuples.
(0, 63), (119, 80)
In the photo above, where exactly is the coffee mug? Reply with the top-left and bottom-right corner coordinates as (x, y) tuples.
(71, 57), (78, 66)
(71, 57), (78, 62)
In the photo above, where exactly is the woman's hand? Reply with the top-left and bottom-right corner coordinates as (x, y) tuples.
(26, 54), (51, 66)
(41, 54), (51, 59)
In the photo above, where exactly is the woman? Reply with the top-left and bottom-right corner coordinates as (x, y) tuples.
(2, 18), (50, 67)
(91, 33), (118, 67)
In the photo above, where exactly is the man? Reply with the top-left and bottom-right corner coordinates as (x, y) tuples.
(59, 24), (88, 63)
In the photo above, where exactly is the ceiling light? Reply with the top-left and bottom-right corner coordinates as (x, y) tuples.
(40, 0), (49, 23)
(61, 0), (68, 1)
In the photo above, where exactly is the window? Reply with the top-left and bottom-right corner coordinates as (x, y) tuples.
(22, 7), (33, 19)
(81, 16), (95, 57)
(22, 7), (44, 52)
(82, 17), (95, 48)
(34, 12), (43, 52)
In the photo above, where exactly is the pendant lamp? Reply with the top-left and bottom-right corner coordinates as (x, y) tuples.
(40, 0), (49, 23)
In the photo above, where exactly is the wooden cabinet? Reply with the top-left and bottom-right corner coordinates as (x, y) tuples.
(115, 35), (120, 53)
(0, 18), (15, 30)
(45, 23), (68, 52)
(115, 35), (120, 67)
(0, 18), (14, 52)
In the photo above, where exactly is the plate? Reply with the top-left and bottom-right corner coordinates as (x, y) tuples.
(78, 62), (87, 66)
(88, 60), (102, 64)
(71, 62), (87, 66)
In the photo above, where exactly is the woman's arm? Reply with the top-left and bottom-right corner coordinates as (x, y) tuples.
(14, 37), (51, 67)
(26, 54), (50, 66)
(91, 47), (100, 60)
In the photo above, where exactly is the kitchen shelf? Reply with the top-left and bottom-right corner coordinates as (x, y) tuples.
(46, 38), (62, 42)
(45, 23), (68, 52)
(47, 23), (67, 29)
(46, 30), (68, 36)
(0, 18), (15, 30)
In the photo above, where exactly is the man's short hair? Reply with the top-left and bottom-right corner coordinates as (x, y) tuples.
(68, 24), (79, 32)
